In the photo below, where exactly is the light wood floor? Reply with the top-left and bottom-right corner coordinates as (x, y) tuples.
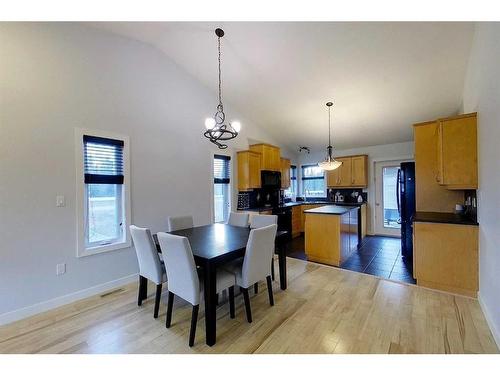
(0, 258), (497, 354)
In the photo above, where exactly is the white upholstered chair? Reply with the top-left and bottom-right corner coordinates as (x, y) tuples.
(223, 224), (278, 323)
(157, 232), (236, 347)
(249, 214), (278, 284)
(227, 212), (249, 227)
(129, 225), (166, 319)
(167, 215), (194, 232)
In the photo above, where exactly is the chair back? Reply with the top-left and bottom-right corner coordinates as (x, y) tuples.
(249, 214), (278, 229)
(227, 212), (249, 227)
(241, 224), (278, 288)
(157, 232), (200, 306)
(167, 215), (194, 232)
(129, 225), (163, 284)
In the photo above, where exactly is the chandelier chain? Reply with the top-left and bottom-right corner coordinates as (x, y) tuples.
(218, 35), (222, 106)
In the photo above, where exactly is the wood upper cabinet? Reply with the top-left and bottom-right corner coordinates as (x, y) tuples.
(351, 155), (368, 187)
(237, 151), (261, 191)
(437, 113), (477, 189)
(249, 143), (281, 171)
(280, 158), (291, 189)
(326, 155), (367, 188)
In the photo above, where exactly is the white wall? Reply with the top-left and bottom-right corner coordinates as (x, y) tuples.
(298, 141), (414, 234)
(0, 23), (297, 322)
(461, 23), (500, 347)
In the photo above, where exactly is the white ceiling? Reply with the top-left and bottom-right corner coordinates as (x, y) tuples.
(89, 22), (474, 152)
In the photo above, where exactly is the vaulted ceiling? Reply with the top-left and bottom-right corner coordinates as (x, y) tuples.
(90, 22), (474, 153)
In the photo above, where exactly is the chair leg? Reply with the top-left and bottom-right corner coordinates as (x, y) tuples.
(154, 284), (162, 318)
(271, 259), (275, 281)
(266, 276), (274, 306)
(254, 283), (258, 294)
(241, 287), (252, 323)
(165, 291), (174, 328)
(138, 276), (147, 306)
(189, 305), (199, 347)
(228, 286), (235, 319)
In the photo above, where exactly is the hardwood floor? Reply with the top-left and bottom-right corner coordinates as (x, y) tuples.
(0, 258), (497, 354)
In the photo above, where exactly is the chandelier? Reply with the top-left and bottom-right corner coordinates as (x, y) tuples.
(318, 101), (342, 171)
(204, 28), (240, 149)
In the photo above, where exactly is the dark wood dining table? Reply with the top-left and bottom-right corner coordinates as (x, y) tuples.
(153, 223), (288, 346)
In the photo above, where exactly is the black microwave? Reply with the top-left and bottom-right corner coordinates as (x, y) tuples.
(261, 170), (281, 189)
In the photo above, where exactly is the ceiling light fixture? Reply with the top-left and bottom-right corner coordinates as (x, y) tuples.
(318, 101), (342, 171)
(204, 28), (240, 149)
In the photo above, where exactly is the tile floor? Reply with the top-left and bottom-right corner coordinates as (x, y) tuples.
(285, 234), (416, 284)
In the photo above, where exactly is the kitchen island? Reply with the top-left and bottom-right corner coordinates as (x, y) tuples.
(304, 205), (359, 266)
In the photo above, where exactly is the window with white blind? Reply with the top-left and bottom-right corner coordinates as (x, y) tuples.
(301, 165), (326, 197)
(76, 129), (131, 257)
(213, 155), (231, 223)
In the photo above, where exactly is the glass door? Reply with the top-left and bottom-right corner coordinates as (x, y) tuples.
(374, 161), (403, 236)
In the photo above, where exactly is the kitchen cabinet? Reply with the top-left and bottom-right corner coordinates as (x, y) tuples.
(360, 204), (367, 239)
(414, 121), (464, 212)
(249, 143), (281, 171)
(437, 113), (477, 189)
(237, 151), (261, 191)
(326, 155), (368, 188)
(300, 204), (322, 232)
(414, 221), (478, 297)
(280, 158), (291, 189)
(291, 205), (302, 237)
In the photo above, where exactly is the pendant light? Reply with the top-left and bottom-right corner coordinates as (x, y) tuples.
(318, 101), (342, 171)
(204, 28), (240, 149)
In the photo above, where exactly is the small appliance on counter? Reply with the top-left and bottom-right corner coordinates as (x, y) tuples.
(327, 188), (367, 204)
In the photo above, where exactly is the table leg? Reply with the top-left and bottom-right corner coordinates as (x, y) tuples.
(203, 261), (217, 346)
(277, 242), (287, 290)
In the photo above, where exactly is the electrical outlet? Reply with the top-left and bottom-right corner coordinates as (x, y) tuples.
(56, 195), (65, 207)
(56, 263), (66, 276)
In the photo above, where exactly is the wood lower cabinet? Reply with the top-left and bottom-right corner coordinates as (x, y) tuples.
(280, 158), (291, 189)
(300, 204), (322, 232)
(326, 155), (368, 188)
(413, 222), (478, 297)
(249, 143), (281, 171)
(437, 113), (477, 189)
(237, 151), (261, 191)
(291, 205), (302, 237)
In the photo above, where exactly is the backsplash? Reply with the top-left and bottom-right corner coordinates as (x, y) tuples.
(463, 190), (477, 222)
(328, 188), (368, 203)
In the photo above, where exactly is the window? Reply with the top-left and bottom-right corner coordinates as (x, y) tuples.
(213, 154), (231, 223)
(76, 129), (130, 257)
(284, 165), (297, 198)
(301, 165), (326, 197)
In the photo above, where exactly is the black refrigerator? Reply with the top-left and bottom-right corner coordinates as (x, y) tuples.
(398, 162), (416, 259)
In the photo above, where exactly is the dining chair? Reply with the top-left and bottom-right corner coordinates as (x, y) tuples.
(129, 225), (166, 319)
(227, 212), (249, 227)
(223, 224), (278, 323)
(157, 232), (236, 347)
(167, 215), (194, 232)
(249, 214), (278, 287)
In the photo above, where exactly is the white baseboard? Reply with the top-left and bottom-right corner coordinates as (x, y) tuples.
(478, 291), (500, 350)
(0, 273), (138, 326)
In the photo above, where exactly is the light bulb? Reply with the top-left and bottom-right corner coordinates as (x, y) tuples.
(231, 121), (241, 132)
(205, 117), (216, 129)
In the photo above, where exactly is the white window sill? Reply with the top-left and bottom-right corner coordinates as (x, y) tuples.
(77, 240), (131, 258)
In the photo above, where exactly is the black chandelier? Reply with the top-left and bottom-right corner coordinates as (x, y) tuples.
(204, 28), (240, 149)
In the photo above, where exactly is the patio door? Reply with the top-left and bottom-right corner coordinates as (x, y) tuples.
(374, 160), (404, 237)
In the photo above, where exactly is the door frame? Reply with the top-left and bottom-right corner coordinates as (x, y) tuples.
(374, 159), (413, 237)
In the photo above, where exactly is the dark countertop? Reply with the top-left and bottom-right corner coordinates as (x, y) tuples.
(413, 211), (479, 226)
(237, 201), (366, 212)
(303, 205), (358, 215)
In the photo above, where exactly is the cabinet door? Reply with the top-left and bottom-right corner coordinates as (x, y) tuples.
(438, 114), (477, 189)
(327, 168), (340, 187)
(249, 152), (261, 188)
(237, 152), (250, 191)
(280, 158), (291, 189)
(351, 155), (367, 187)
(272, 147), (282, 171)
(338, 157), (352, 187)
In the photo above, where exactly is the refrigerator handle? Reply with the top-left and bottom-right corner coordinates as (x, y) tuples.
(396, 168), (401, 216)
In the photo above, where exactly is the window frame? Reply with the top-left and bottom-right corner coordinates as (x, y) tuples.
(301, 164), (327, 197)
(75, 128), (131, 257)
(209, 150), (232, 224)
(284, 165), (297, 198)
(213, 154), (231, 223)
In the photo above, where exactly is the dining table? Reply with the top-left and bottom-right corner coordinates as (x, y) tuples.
(153, 223), (288, 346)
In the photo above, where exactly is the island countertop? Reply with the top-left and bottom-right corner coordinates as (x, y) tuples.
(303, 205), (357, 215)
